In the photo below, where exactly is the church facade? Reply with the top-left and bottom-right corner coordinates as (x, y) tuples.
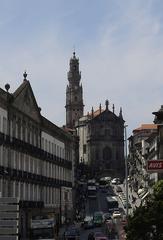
(66, 53), (125, 179)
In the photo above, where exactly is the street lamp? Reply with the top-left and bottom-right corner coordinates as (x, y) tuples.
(5, 83), (11, 197)
(124, 125), (129, 217)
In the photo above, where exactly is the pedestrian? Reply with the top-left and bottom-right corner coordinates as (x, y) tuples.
(132, 196), (136, 203)
(88, 232), (95, 240)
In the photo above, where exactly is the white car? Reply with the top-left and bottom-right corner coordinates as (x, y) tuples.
(111, 178), (120, 185)
(82, 216), (94, 229)
(112, 210), (121, 219)
(111, 179), (117, 184)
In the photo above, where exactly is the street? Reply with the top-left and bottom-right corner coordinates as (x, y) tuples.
(79, 185), (127, 240)
(60, 186), (130, 240)
(59, 182), (140, 240)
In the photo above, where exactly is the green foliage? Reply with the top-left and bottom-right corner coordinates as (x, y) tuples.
(153, 180), (163, 200)
(125, 180), (163, 240)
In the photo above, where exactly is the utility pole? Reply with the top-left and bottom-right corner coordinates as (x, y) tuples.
(5, 83), (11, 197)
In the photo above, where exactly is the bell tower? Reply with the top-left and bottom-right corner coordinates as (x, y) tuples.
(66, 52), (84, 128)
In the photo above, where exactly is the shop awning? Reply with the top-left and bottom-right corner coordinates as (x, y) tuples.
(138, 188), (145, 195)
(138, 188), (148, 199)
(141, 191), (149, 201)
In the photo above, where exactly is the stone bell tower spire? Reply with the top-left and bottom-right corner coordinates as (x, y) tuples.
(65, 52), (84, 128)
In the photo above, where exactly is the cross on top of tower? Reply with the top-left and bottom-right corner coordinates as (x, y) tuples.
(73, 51), (76, 59)
(105, 99), (109, 110)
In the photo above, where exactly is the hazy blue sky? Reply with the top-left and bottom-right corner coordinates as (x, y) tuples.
(0, 0), (163, 135)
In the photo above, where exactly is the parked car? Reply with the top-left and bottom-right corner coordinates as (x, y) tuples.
(93, 212), (104, 227)
(103, 212), (112, 222)
(116, 186), (122, 192)
(112, 210), (121, 219)
(111, 178), (120, 185)
(82, 216), (94, 229)
(63, 226), (80, 240)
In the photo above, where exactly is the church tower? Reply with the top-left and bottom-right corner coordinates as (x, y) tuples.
(66, 52), (84, 128)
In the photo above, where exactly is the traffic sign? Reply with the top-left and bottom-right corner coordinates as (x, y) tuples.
(147, 160), (163, 172)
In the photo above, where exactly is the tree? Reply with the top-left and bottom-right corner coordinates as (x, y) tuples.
(153, 180), (163, 200)
(125, 180), (163, 240)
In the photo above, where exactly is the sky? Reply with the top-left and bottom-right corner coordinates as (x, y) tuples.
(0, 0), (163, 136)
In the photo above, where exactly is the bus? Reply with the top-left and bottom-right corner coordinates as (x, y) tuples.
(106, 196), (119, 213)
(87, 179), (96, 186)
(93, 211), (104, 227)
(99, 178), (107, 188)
(87, 186), (97, 199)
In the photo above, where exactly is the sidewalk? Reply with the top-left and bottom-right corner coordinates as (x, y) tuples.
(121, 183), (141, 211)
(58, 224), (66, 240)
(129, 187), (141, 208)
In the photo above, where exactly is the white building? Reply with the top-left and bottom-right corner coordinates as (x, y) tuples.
(0, 73), (75, 238)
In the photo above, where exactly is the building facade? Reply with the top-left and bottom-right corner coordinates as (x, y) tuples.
(128, 124), (158, 201)
(0, 73), (75, 238)
(76, 101), (125, 179)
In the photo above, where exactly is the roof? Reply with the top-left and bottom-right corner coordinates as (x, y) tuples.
(133, 124), (157, 133)
(42, 116), (74, 141)
(87, 109), (105, 118)
(13, 80), (28, 98)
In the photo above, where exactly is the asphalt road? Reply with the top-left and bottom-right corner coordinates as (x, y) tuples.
(80, 186), (124, 240)
(59, 185), (129, 240)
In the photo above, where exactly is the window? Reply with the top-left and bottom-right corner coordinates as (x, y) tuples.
(83, 144), (86, 154)
(17, 119), (21, 139)
(64, 191), (68, 201)
(95, 149), (99, 160)
(45, 140), (47, 151)
(3, 117), (7, 134)
(52, 143), (54, 155)
(57, 146), (59, 157)
(54, 144), (56, 155)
